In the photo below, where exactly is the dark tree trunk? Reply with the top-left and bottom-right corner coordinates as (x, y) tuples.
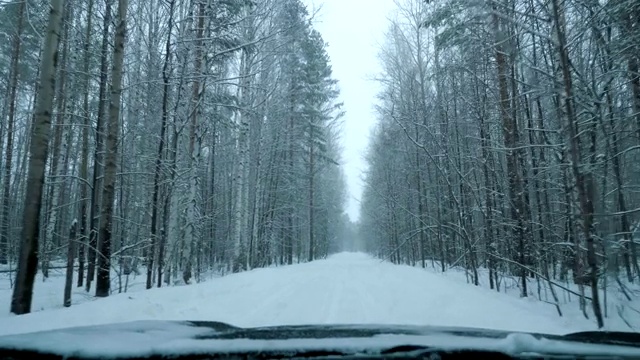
(148, 0), (175, 290)
(11, 0), (65, 315)
(87, 0), (113, 293)
(64, 221), (77, 307)
(96, 0), (128, 298)
(77, 0), (94, 289)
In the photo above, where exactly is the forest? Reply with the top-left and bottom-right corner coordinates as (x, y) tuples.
(360, 0), (640, 328)
(0, 0), (348, 314)
(3, 0), (639, 331)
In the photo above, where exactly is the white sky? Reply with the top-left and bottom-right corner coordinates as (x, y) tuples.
(303, 0), (397, 222)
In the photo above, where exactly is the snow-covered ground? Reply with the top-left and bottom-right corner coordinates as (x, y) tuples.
(415, 259), (640, 332)
(0, 252), (635, 336)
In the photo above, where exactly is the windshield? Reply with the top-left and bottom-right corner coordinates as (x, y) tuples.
(0, 0), (639, 341)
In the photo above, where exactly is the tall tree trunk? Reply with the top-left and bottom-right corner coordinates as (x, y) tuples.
(415, 147), (426, 269)
(183, 0), (205, 283)
(11, 0), (65, 315)
(96, 0), (128, 298)
(551, 0), (603, 327)
(0, 0), (25, 266)
(308, 132), (315, 262)
(286, 98), (295, 266)
(233, 48), (252, 271)
(148, 0), (175, 290)
(43, 1), (72, 278)
(87, 0), (112, 292)
(77, 0), (94, 288)
(492, 8), (528, 297)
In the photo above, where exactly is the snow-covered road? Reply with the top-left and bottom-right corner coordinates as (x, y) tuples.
(0, 252), (590, 336)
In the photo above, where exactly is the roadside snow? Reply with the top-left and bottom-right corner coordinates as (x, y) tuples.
(416, 259), (640, 332)
(0, 252), (610, 336)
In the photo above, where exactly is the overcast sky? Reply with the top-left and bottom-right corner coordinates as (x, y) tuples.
(303, 0), (397, 222)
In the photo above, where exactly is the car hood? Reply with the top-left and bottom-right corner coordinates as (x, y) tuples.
(0, 320), (639, 359)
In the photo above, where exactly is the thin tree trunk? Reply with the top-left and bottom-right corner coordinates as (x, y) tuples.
(148, 0), (175, 290)
(87, 0), (112, 292)
(63, 220), (77, 307)
(77, 0), (94, 288)
(308, 131), (315, 262)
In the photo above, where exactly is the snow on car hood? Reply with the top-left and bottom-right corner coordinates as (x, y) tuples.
(0, 320), (639, 359)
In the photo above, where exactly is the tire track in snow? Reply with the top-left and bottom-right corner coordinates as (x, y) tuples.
(240, 269), (308, 325)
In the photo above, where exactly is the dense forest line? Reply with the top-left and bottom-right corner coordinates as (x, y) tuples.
(361, 0), (640, 328)
(0, 0), (347, 313)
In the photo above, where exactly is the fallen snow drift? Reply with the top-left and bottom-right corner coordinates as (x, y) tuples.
(0, 252), (604, 336)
